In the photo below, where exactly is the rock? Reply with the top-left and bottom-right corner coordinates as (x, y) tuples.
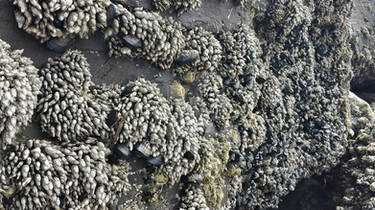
(182, 72), (196, 83)
(170, 81), (186, 98)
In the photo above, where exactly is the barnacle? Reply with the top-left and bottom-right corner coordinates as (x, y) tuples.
(106, 5), (222, 73)
(177, 27), (222, 73)
(11, 0), (111, 43)
(192, 0), (353, 208)
(196, 73), (234, 129)
(152, 0), (201, 15)
(1, 0), (363, 209)
(0, 39), (41, 148)
(323, 92), (375, 210)
(38, 50), (120, 142)
(179, 184), (209, 210)
(185, 137), (231, 209)
(115, 78), (203, 185)
(0, 138), (130, 209)
(106, 5), (186, 70)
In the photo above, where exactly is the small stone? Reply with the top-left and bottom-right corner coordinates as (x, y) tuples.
(170, 81), (185, 98)
(183, 72), (196, 83)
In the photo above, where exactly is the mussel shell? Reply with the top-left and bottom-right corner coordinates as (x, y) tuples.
(122, 35), (142, 49)
(147, 156), (164, 166)
(106, 109), (119, 127)
(229, 150), (242, 163)
(53, 19), (64, 29)
(183, 151), (195, 161)
(135, 142), (152, 158)
(187, 174), (204, 183)
(107, 4), (117, 24)
(115, 143), (131, 159)
(176, 50), (199, 64)
(120, 86), (134, 97)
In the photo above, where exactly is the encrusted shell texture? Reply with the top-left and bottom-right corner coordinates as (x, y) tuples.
(38, 50), (120, 142)
(12, 0), (111, 42)
(0, 39), (41, 147)
(0, 138), (129, 209)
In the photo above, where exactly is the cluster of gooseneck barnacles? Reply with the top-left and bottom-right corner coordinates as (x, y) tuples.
(2, 0), (375, 209)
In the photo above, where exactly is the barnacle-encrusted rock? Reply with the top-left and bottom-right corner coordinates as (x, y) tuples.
(106, 5), (186, 70)
(11, 0), (111, 43)
(196, 74), (234, 129)
(184, 137), (231, 209)
(0, 138), (130, 209)
(193, 0), (353, 208)
(106, 5), (222, 73)
(152, 0), (201, 15)
(115, 78), (203, 185)
(177, 27), (222, 73)
(239, 0), (352, 207)
(38, 50), (120, 142)
(0, 39), (41, 147)
(179, 185), (209, 210)
(324, 92), (375, 209)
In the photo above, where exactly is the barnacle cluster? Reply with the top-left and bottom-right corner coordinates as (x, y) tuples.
(115, 78), (204, 185)
(192, 0), (353, 208)
(3, 0), (372, 209)
(11, 0), (111, 43)
(317, 92), (375, 210)
(0, 39), (41, 147)
(195, 74), (234, 129)
(178, 27), (222, 73)
(152, 0), (201, 15)
(38, 50), (120, 142)
(180, 185), (209, 210)
(106, 5), (222, 73)
(106, 5), (186, 70)
(0, 138), (129, 209)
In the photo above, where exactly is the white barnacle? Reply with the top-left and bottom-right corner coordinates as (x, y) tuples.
(0, 39), (41, 147)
